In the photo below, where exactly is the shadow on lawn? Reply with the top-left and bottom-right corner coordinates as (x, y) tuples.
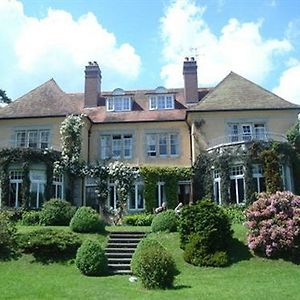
(172, 284), (192, 290)
(228, 237), (253, 264)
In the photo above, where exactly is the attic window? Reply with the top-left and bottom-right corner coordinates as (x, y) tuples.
(148, 86), (174, 110)
(107, 88), (132, 112)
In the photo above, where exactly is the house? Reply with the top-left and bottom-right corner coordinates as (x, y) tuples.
(0, 58), (299, 211)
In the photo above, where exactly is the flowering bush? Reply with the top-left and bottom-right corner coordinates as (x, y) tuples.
(246, 191), (300, 258)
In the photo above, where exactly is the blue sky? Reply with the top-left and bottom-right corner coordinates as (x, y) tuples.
(1, 0), (300, 104)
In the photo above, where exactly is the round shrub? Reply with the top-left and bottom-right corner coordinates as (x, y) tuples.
(70, 207), (105, 233)
(75, 240), (107, 276)
(183, 234), (229, 267)
(246, 191), (300, 258)
(131, 238), (177, 289)
(0, 212), (18, 259)
(151, 210), (178, 232)
(40, 199), (76, 226)
(20, 211), (40, 225)
(18, 228), (81, 262)
(178, 199), (232, 249)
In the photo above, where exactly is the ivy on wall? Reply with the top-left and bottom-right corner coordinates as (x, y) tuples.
(0, 148), (60, 207)
(140, 166), (191, 212)
(193, 140), (298, 204)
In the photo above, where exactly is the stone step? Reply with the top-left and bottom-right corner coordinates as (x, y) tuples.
(107, 258), (131, 264)
(109, 233), (146, 239)
(105, 252), (133, 258)
(110, 269), (132, 275)
(109, 231), (147, 235)
(109, 238), (141, 244)
(108, 263), (131, 270)
(106, 243), (138, 248)
(105, 247), (136, 253)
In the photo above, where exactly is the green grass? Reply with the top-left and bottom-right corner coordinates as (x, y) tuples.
(1, 224), (300, 299)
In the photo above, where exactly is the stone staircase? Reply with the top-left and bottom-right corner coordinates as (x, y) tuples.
(105, 231), (147, 275)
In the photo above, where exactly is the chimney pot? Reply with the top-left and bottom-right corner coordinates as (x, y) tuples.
(183, 58), (198, 104)
(84, 62), (101, 107)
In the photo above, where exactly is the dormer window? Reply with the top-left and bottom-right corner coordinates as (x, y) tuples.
(106, 88), (132, 112)
(149, 87), (174, 110)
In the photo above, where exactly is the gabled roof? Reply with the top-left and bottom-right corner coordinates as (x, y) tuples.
(0, 79), (83, 119)
(188, 72), (300, 112)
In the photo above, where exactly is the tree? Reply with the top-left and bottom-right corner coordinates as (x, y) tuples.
(0, 89), (11, 104)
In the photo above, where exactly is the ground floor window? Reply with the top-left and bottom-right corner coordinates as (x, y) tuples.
(280, 164), (292, 191)
(108, 180), (118, 210)
(252, 164), (266, 193)
(156, 181), (166, 207)
(178, 181), (191, 205)
(84, 177), (98, 209)
(9, 170), (23, 208)
(29, 170), (46, 208)
(52, 174), (64, 199)
(229, 165), (245, 204)
(128, 181), (144, 210)
(213, 170), (221, 205)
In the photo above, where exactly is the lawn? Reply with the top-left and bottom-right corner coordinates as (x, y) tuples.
(1, 224), (300, 300)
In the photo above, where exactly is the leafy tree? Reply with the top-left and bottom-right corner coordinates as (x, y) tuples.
(0, 89), (11, 104)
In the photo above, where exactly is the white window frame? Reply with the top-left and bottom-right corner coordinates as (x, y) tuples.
(128, 181), (144, 211)
(100, 134), (133, 160)
(157, 181), (166, 207)
(146, 133), (179, 158)
(53, 174), (64, 199)
(9, 171), (23, 208)
(252, 164), (264, 193)
(149, 94), (174, 110)
(15, 129), (50, 149)
(213, 169), (221, 205)
(108, 180), (118, 210)
(230, 165), (245, 204)
(106, 96), (132, 112)
(29, 170), (46, 208)
(241, 124), (252, 141)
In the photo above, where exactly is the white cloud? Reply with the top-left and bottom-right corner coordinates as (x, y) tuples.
(273, 61), (300, 104)
(0, 0), (141, 98)
(160, 0), (292, 88)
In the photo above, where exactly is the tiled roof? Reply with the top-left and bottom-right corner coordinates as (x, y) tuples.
(0, 79), (210, 123)
(0, 79), (83, 119)
(188, 72), (300, 112)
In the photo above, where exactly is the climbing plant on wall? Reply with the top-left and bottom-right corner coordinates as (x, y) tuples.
(140, 166), (191, 212)
(0, 148), (60, 207)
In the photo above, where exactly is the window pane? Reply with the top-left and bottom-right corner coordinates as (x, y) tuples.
(28, 131), (38, 148)
(86, 186), (98, 209)
(157, 95), (165, 109)
(123, 97), (130, 110)
(166, 96), (173, 109)
(129, 188), (136, 210)
(16, 131), (26, 147)
(114, 97), (122, 111)
(242, 125), (252, 141)
(107, 98), (114, 111)
(170, 134), (179, 155)
(254, 124), (265, 140)
(124, 135), (132, 159)
(137, 184), (144, 209)
(112, 135), (122, 158)
(149, 96), (156, 110)
(230, 179), (236, 204)
(147, 134), (157, 156)
(230, 124), (239, 142)
(40, 131), (50, 149)
(237, 178), (245, 203)
(100, 136), (110, 159)
(159, 134), (167, 155)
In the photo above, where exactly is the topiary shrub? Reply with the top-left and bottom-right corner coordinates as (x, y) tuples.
(0, 207), (27, 222)
(131, 238), (177, 289)
(75, 240), (108, 276)
(40, 199), (76, 226)
(123, 213), (154, 226)
(151, 210), (178, 232)
(0, 212), (18, 259)
(246, 191), (300, 258)
(179, 199), (232, 267)
(70, 207), (105, 233)
(183, 233), (229, 267)
(20, 211), (40, 225)
(18, 228), (81, 262)
(178, 199), (232, 249)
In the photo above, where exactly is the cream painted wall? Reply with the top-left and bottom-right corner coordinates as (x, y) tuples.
(0, 117), (65, 151)
(188, 110), (299, 161)
(88, 121), (191, 167)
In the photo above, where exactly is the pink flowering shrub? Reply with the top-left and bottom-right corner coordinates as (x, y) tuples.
(246, 191), (300, 258)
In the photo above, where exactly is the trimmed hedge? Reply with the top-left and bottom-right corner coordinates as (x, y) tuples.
(70, 207), (105, 233)
(18, 228), (81, 262)
(40, 199), (76, 226)
(76, 240), (108, 276)
(20, 211), (40, 225)
(131, 238), (177, 289)
(151, 210), (178, 232)
(123, 213), (154, 226)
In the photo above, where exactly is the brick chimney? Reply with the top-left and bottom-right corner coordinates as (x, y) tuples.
(183, 57), (198, 104)
(84, 61), (101, 107)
